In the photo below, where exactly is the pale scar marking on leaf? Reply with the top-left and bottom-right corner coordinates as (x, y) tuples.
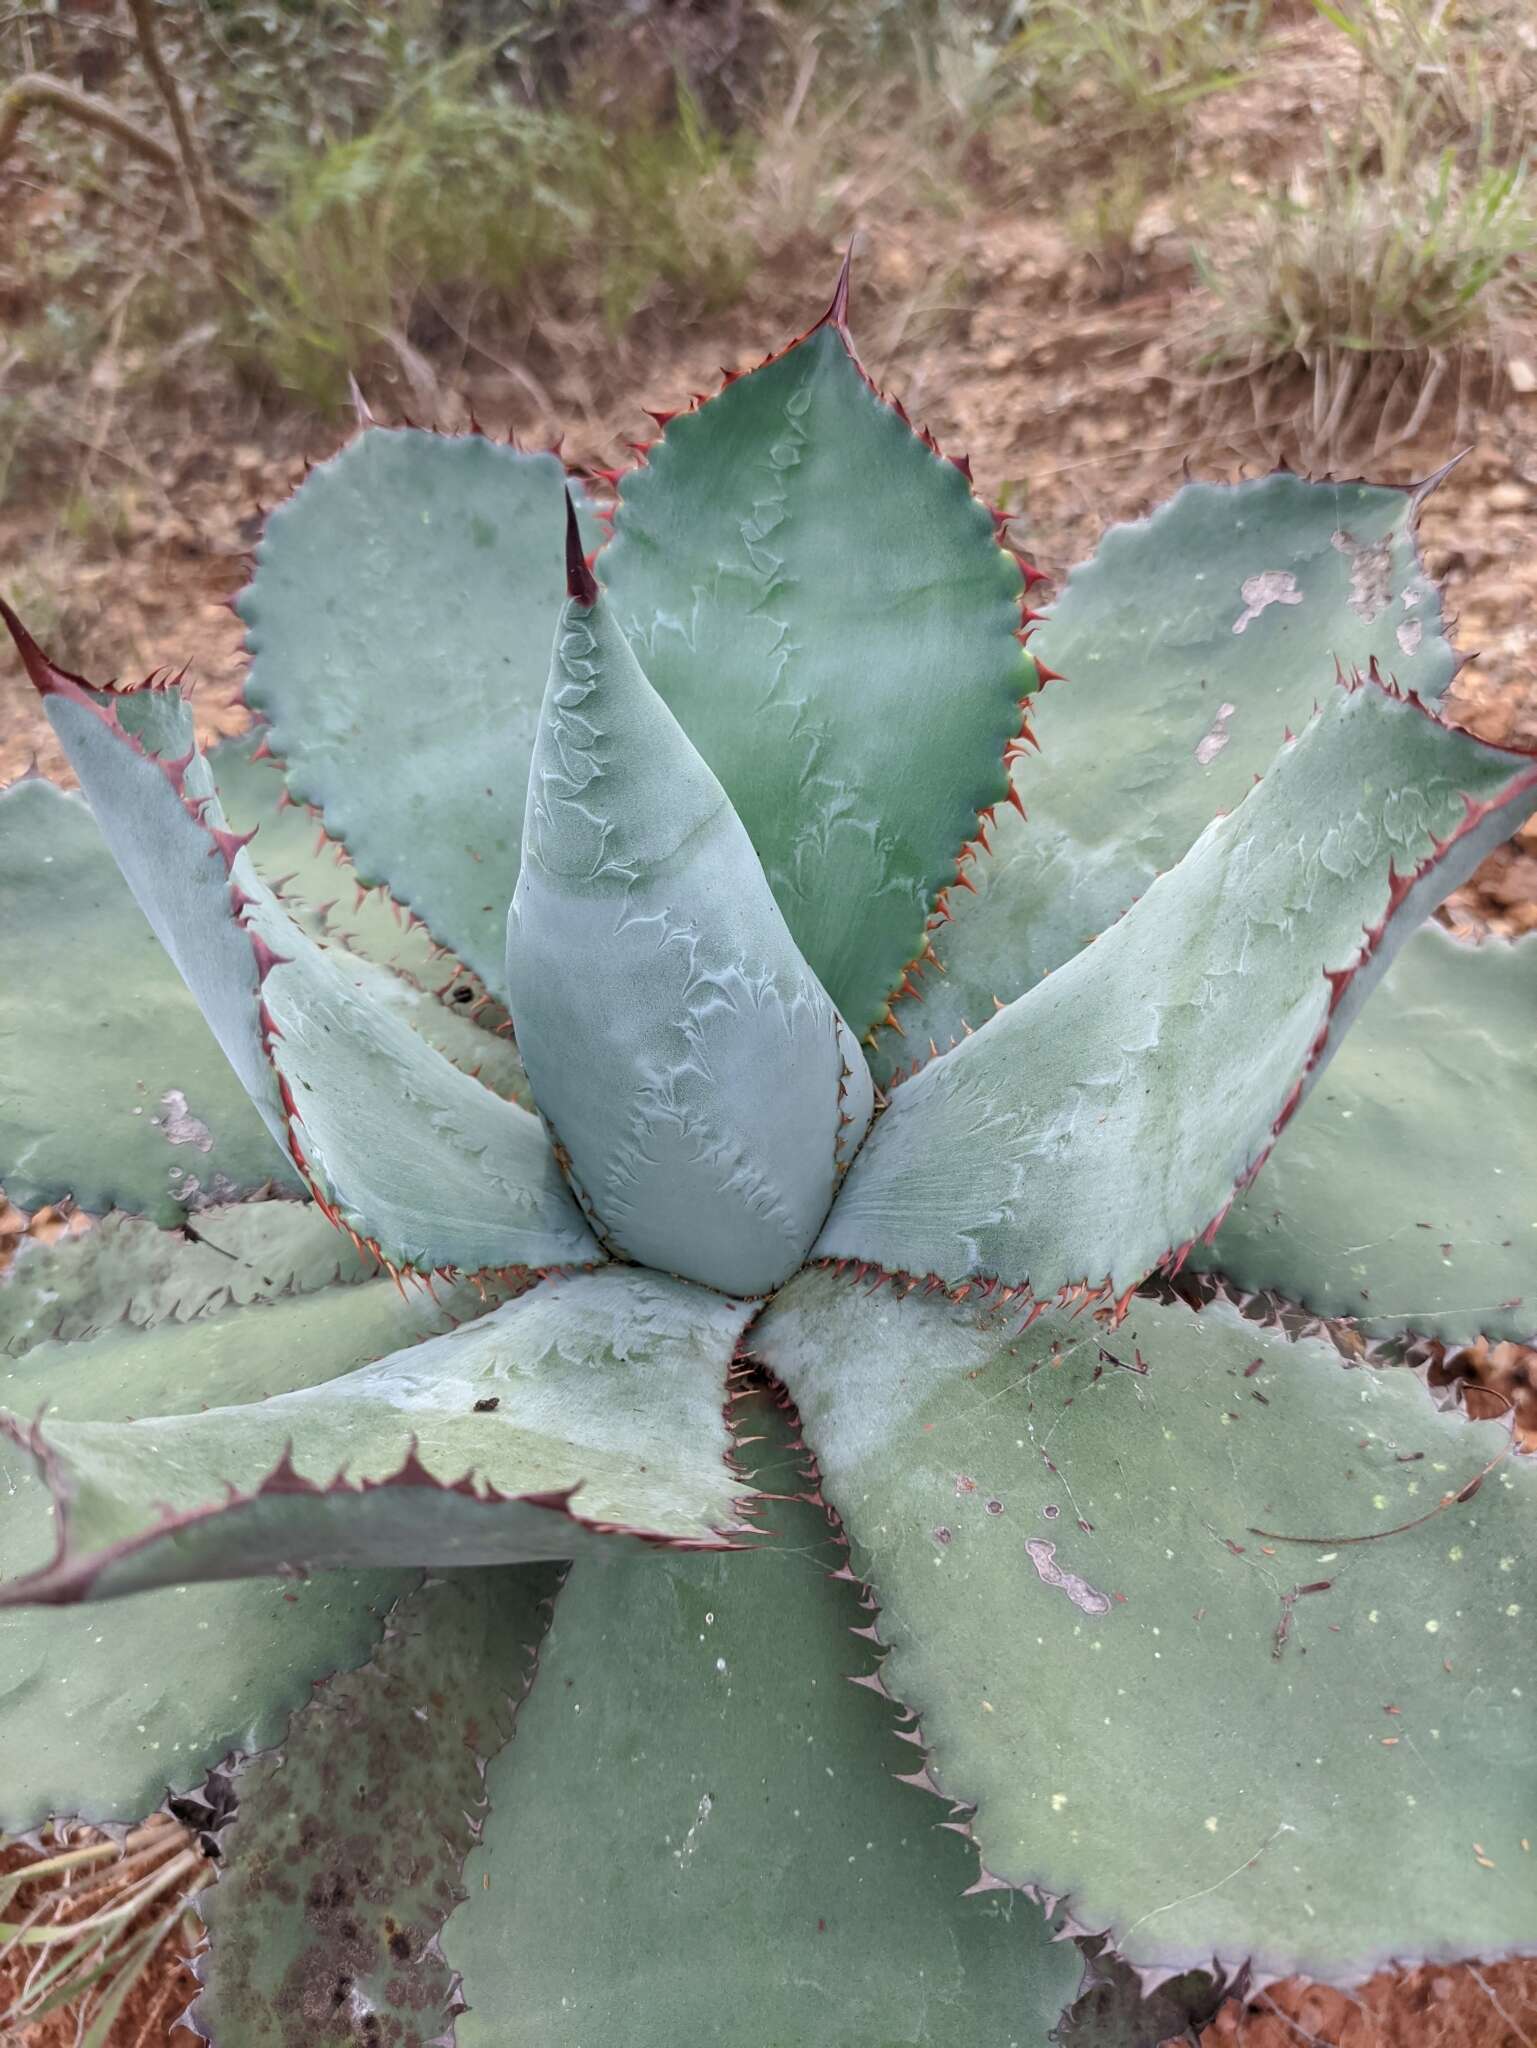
(1397, 618), (1424, 656)
(1023, 1537), (1111, 1616)
(1195, 703), (1239, 766)
(153, 1088), (214, 1154)
(1331, 529), (1394, 623)
(1232, 573), (1303, 635)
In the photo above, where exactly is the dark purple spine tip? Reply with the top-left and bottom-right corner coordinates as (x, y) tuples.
(563, 489), (598, 607)
(0, 594), (72, 698)
(823, 240), (854, 333)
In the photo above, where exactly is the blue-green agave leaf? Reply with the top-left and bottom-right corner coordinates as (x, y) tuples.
(0, 1568), (408, 1831)
(599, 281), (1032, 1039)
(0, 1268), (755, 1605)
(194, 1565), (562, 2047)
(0, 1202), (377, 1357)
(872, 475), (1458, 1082)
(210, 728), (441, 984)
(1199, 924), (1537, 1344)
(506, 549), (872, 1297)
(0, 773), (302, 1221)
(212, 730), (533, 1104)
(753, 1268), (1537, 1981)
(2, 609), (598, 1277)
(443, 1389), (1086, 2046)
(0, 1255), (480, 1825)
(238, 431), (598, 996)
(820, 674), (1537, 1306)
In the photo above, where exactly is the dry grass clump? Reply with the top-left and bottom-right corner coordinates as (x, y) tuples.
(1189, 0), (1537, 461)
(0, 1814), (208, 2044)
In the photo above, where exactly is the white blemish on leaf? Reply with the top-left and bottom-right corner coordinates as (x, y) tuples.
(1232, 571), (1303, 634)
(672, 1791), (713, 1866)
(152, 1089), (214, 1153)
(1396, 617), (1423, 656)
(1331, 529), (1394, 622)
(1024, 1537), (1111, 1617)
(1195, 702), (1238, 766)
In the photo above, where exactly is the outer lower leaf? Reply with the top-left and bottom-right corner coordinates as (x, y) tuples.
(599, 304), (1030, 1038)
(2, 1267), (495, 1550)
(506, 576), (872, 1296)
(238, 431), (598, 996)
(820, 676), (1537, 1304)
(8, 621), (599, 1276)
(443, 1390), (1085, 2047)
(0, 1268), (755, 1604)
(754, 1268), (1537, 1980)
(0, 776), (302, 1221)
(873, 475), (1457, 1081)
(195, 1565), (561, 2048)
(0, 1261), (471, 1825)
(0, 1201), (377, 1356)
(0, 1567), (405, 1830)
(1199, 925), (1537, 1344)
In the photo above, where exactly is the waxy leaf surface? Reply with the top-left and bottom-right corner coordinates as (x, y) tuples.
(214, 731), (533, 1102)
(601, 316), (1029, 1038)
(507, 590), (870, 1295)
(0, 1258), (460, 1823)
(0, 1201), (376, 1356)
(1201, 925), (1537, 1344)
(821, 679), (1537, 1302)
(29, 662), (596, 1276)
(210, 728), (442, 985)
(239, 432), (598, 995)
(1, 1268), (754, 1604)
(0, 776), (300, 1221)
(0, 1567), (405, 1830)
(874, 476), (1457, 1080)
(444, 1393), (1085, 2046)
(196, 1566), (561, 2048)
(755, 1269), (1537, 1979)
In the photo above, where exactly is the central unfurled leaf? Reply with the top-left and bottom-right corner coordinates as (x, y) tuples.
(506, 555), (873, 1296)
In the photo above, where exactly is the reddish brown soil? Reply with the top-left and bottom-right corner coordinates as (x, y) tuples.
(0, 1838), (202, 2047)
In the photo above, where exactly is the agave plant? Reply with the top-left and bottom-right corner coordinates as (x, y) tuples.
(1, 262), (1534, 2044)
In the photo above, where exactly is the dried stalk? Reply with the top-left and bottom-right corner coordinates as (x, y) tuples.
(123, 0), (232, 300)
(0, 70), (258, 229)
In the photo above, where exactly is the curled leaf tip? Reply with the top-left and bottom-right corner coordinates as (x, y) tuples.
(563, 488), (598, 607)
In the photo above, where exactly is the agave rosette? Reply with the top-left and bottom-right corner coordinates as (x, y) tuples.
(2, 266), (1534, 2042)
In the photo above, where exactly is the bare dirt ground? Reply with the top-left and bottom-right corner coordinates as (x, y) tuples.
(2, 22), (1535, 2046)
